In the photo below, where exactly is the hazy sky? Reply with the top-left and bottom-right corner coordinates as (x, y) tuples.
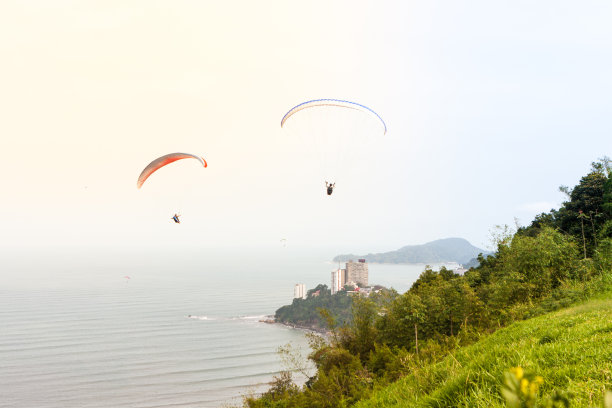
(1, 0), (610, 253)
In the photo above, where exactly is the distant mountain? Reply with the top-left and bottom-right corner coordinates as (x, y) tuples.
(462, 257), (481, 269)
(333, 238), (489, 265)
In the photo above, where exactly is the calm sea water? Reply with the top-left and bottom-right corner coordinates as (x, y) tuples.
(0, 247), (434, 408)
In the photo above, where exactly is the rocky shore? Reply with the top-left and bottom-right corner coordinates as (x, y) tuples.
(259, 317), (329, 335)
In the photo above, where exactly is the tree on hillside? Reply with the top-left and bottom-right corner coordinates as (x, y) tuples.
(339, 296), (379, 361)
(308, 284), (330, 297)
(558, 170), (606, 254)
(485, 227), (579, 318)
(600, 174), (612, 240)
(519, 158), (610, 257)
(379, 292), (425, 353)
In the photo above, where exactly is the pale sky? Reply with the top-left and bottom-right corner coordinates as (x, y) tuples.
(1, 1), (610, 253)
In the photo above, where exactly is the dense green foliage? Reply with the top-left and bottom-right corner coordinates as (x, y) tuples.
(357, 291), (612, 407)
(275, 284), (353, 330)
(243, 159), (612, 408)
(518, 157), (612, 258)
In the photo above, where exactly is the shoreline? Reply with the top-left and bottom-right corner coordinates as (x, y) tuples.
(259, 317), (330, 336)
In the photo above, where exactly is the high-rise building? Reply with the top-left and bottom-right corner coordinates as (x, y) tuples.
(346, 259), (368, 287)
(331, 268), (346, 294)
(293, 283), (306, 299)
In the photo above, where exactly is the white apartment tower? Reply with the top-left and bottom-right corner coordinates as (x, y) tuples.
(293, 283), (306, 299)
(331, 268), (346, 294)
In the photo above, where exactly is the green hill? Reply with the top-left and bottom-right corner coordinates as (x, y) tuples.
(356, 291), (612, 408)
(244, 159), (611, 408)
(333, 238), (489, 265)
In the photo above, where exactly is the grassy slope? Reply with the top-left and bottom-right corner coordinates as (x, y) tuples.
(357, 292), (612, 408)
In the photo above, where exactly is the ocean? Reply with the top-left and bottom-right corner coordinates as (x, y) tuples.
(0, 247), (438, 407)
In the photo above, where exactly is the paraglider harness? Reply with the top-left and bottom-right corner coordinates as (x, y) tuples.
(172, 214), (181, 224)
(326, 182), (335, 196)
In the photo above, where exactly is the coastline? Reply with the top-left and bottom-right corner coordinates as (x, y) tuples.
(259, 317), (330, 336)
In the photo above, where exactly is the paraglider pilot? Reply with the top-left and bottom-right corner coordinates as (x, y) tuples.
(172, 214), (181, 224)
(326, 181), (335, 196)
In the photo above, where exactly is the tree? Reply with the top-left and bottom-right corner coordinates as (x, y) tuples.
(380, 292), (425, 353)
(405, 294), (426, 355)
(308, 284), (331, 297)
(578, 210), (589, 259)
(556, 170), (607, 256)
(518, 158), (610, 256)
(340, 296), (378, 361)
(495, 227), (578, 299)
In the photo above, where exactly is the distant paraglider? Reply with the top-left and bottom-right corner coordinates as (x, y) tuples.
(137, 153), (207, 189)
(172, 213), (181, 224)
(280, 238), (287, 247)
(281, 99), (386, 196)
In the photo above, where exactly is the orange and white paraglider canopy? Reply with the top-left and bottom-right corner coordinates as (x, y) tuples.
(137, 153), (207, 189)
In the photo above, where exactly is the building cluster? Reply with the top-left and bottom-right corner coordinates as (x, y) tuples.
(331, 259), (368, 294)
(293, 259), (374, 300)
(292, 259), (470, 300)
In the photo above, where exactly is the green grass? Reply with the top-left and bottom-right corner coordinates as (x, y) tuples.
(357, 291), (612, 408)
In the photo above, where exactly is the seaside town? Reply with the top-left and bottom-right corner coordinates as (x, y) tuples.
(293, 259), (374, 300)
(293, 259), (469, 300)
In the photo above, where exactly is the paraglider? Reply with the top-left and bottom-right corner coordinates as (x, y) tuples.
(281, 99), (385, 196)
(280, 238), (287, 247)
(137, 153), (207, 189)
(281, 99), (387, 134)
(137, 153), (207, 223)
